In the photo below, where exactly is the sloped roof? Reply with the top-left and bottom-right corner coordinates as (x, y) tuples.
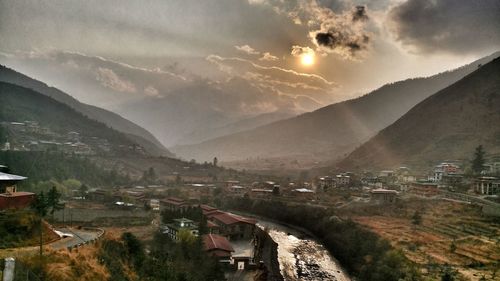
(203, 234), (234, 253)
(211, 212), (257, 225)
(0, 172), (27, 181)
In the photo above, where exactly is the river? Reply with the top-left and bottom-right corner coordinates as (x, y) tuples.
(257, 221), (350, 281)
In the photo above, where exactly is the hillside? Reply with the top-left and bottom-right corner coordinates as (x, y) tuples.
(0, 65), (172, 157)
(171, 52), (500, 166)
(338, 57), (500, 170)
(0, 82), (141, 153)
(176, 110), (295, 145)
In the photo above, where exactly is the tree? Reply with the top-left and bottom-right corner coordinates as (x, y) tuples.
(471, 145), (486, 174)
(213, 157), (218, 167)
(0, 125), (7, 144)
(31, 192), (49, 257)
(411, 210), (422, 228)
(47, 186), (65, 221)
(79, 184), (89, 199)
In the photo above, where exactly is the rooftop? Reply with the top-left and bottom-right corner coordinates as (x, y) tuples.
(371, 188), (398, 194)
(0, 172), (27, 181)
(211, 212), (257, 225)
(0, 191), (35, 197)
(203, 234), (234, 253)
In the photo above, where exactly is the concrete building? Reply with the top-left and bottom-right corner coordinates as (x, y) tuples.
(474, 176), (500, 195)
(370, 188), (398, 203)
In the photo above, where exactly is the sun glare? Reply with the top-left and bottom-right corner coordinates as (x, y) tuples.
(301, 53), (315, 66)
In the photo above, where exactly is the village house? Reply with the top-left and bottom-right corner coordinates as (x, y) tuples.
(207, 212), (257, 240)
(433, 162), (461, 182)
(160, 197), (190, 212)
(163, 218), (199, 240)
(291, 188), (315, 199)
(203, 233), (234, 261)
(150, 199), (160, 211)
(318, 176), (335, 190)
(409, 182), (440, 197)
(474, 176), (500, 195)
(335, 173), (351, 187)
(0, 171), (35, 210)
(370, 188), (398, 203)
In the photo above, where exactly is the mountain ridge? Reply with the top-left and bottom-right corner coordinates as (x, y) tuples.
(0, 65), (173, 157)
(171, 52), (500, 165)
(337, 56), (500, 171)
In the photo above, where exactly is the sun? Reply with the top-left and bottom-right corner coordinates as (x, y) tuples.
(301, 53), (315, 66)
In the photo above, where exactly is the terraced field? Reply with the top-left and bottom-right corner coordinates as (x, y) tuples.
(351, 200), (500, 280)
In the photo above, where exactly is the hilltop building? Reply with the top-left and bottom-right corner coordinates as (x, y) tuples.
(0, 171), (35, 210)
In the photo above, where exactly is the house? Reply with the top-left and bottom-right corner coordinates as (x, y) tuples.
(208, 212), (257, 240)
(160, 197), (189, 212)
(335, 174), (351, 187)
(433, 162), (461, 182)
(229, 185), (246, 195)
(203, 234), (234, 260)
(291, 188), (315, 199)
(410, 182), (440, 197)
(318, 176), (335, 190)
(370, 188), (398, 203)
(150, 199), (160, 211)
(474, 177), (500, 195)
(0, 171), (35, 210)
(163, 218), (199, 240)
(250, 188), (273, 198)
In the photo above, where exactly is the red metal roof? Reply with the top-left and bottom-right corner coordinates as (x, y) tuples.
(203, 234), (234, 253)
(161, 197), (187, 206)
(210, 212), (257, 226)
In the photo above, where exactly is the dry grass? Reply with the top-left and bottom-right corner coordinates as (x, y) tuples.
(351, 200), (500, 280)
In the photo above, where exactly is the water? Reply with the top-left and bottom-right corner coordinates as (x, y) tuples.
(258, 221), (350, 281)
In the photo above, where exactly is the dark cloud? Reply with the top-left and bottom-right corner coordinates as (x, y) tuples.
(352, 6), (368, 22)
(315, 31), (369, 56)
(389, 0), (500, 54)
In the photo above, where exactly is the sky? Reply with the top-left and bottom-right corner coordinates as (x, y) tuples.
(0, 0), (499, 146)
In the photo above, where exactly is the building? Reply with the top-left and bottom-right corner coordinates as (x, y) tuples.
(207, 212), (257, 240)
(0, 171), (35, 210)
(370, 188), (398, 203)
(150, 199), (160, 211)
(160, 197), (190, 212)
(335, 174), (351, 187)
(163, 218), (199, 240)
(433, 162), (461, 182)
(410, 182), (440, 197)
(291, 188), (315, 199)
(318, 176), (335, 190)
(203, 234), (234, 260)
(474, 177), (500, 195)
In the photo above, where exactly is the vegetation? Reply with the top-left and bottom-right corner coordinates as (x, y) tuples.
(0, 82), (137, 149)
(471, 145), (486, 174)
(0, 151), (129, 189)
(225, 198), (421, 281)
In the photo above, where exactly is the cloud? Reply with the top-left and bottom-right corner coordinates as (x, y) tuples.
(259, 52), (279, 61)
(388, 0), (500, 55)
(248, 0), (373, 59)
(291, 45), (315, 57)
(95, 67), (137, 93)
(235, 45), (260, 55)
(206, 54), (337, 108)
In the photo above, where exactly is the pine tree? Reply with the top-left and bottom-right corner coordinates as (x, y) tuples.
(471, 145), (486, 174)
(47, 186), (65, 221)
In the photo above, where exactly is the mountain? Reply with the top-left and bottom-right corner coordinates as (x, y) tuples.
(175, 111), (296, 145)
(0, 65), (173, 157)
(171, 52), (500, 165)
(337, 57), (500, 171)
(0, 82), (141, 151)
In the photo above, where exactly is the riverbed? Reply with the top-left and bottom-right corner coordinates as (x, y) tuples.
(257, 221), (350, 281)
